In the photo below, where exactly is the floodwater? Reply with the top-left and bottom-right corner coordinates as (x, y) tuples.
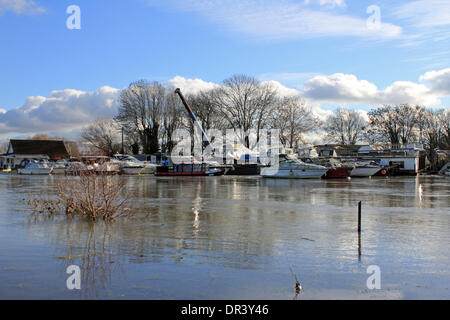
(0, 174), (449, 300)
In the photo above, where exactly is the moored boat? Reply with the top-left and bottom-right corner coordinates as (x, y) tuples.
(18, 162), (52, 175)
(313, 158), (353, 179)
(155, 162), (226, 176)
(121, 162), (144, 175)
(261, 155), (328, 179)
(347, 161), (382, 177)
(66, 161), (95, 175)
(324, 167), (353, 179)
(95, 160), (121, 175)
(112, 155), (156, 175)
(226, 164), (260, 175)
(141, 163), (158, 174)
(50, 160), (68, 175)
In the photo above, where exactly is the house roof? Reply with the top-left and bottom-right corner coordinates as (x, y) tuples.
(314, 144), (364, 156)
(9, 140), (70, 159)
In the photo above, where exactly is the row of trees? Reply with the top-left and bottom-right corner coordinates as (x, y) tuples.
(87, 75), (323, 155)
(80, 75), (449, 163)
(324, 105), (449, 149)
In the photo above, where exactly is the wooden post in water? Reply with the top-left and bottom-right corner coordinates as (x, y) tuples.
(358, 201), (362, 233)
(358, 201), (362, 259)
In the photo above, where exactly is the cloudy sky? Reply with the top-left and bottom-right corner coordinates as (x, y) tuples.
(0, 0), (449, 141)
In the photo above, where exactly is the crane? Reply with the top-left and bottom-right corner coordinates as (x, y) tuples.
(174, 88), (215, 155)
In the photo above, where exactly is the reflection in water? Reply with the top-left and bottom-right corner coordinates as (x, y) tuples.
(192, 182), (202, 236)
(0, 175), (449, 299)
(25, 217), (123, 298)
(65, 224), (117, 297)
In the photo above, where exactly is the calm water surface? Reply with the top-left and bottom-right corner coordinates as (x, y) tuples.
(0, 175), (449, 299)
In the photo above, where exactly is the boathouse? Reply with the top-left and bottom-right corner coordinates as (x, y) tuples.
(357, 144), (427, 175)
(0, 139), (70, 169)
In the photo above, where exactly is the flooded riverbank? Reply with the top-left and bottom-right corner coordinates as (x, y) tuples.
(0, 175), (449, 299)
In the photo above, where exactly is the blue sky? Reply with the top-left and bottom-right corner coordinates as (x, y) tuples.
(0, 0), (449, 139)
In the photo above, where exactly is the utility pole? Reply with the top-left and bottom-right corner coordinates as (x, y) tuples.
(121, 127), (124, 154)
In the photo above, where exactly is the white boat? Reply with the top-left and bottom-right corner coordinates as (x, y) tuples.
(18, 162), (52, 175)
(261, 155), (328, 179)
(113, 155), (153, 175)
(351, 166), (382, 177)
(347, 161), (382, 177)
(67, 161), (95, 175)
(95, 159), (121, 175)
(141, 162), (158, 174)
(50, 160), (68, 175)
(120, 161), (144, 175)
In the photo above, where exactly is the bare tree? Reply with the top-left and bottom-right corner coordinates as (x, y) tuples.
(271, 96), (319, 148)
(116, 80), (165, 154)
(443, 109), (450, 148)
(64, 141), (81, 158)
(81, 119), (121, 156)
(211, 75), (277, 147)
(324, 108), (367, 145)
(30, 133), (65, 140)
(161, 91), (184, 153)
(187, 89), (226, 131)
(367, 104), (424, 147)
(420, 109), (450, 169)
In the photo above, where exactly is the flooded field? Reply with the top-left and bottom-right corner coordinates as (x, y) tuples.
(0, 174), (449, 299)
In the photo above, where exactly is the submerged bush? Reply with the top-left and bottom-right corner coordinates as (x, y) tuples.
(28, 170), (131, 222)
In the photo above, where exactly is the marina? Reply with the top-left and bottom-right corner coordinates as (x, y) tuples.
(1, 0), (449, 306)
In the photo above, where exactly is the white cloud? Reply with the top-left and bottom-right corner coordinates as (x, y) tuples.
(310, 105), (334, 121)
(304, 0), (346, 9)
(258, 72), (319, 88)
(262, 80), (300, 97)
(148, 0), (401, 40)
(166, 75), (219, 95)
(392, 0), (450, 28)
(302, 71), (447, 106)
(0, 0), (45, 15)
(302, 73), (378, 103)
(389, 0), (450, 48)
(381, 81), (437, 106)
(419, 68), (450, 95)
(0, 86), (120, 136)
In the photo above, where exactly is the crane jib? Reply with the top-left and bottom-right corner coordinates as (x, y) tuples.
(175, 88), (214, 152)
